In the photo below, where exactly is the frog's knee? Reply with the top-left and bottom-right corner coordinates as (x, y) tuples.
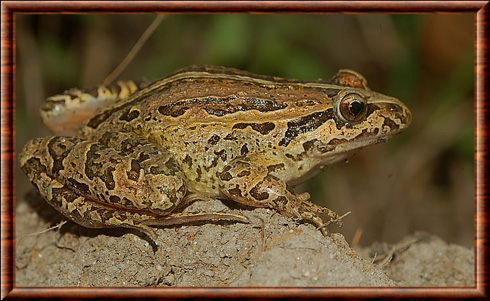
(143, 175), (187, 214)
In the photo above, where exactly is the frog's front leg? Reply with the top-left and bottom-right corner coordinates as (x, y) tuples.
(218, 154), (343, 235)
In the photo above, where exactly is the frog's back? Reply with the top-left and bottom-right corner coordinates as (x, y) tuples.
(82, 65), (347, 135)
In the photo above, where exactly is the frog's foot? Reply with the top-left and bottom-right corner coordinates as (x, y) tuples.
(218, 156), (342, 236)
(297, 206), (348, 236)
(298, 199), (344, 227)
(41, 80), (151, 136)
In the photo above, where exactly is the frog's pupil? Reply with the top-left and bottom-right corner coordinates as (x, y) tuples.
(349, 101), (363, 116)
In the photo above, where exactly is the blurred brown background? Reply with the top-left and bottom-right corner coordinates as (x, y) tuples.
(15, 14), (474, 247)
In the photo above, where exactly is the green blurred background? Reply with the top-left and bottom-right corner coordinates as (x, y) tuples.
(15, 14), (474, 247)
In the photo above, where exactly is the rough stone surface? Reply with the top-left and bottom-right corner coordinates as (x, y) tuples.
(16, 193), (474, 287)
(357, 232), (475, 287)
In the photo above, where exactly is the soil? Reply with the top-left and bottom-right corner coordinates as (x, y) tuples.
(15, 192), (474, 287)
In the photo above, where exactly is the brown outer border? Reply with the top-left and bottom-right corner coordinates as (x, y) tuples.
(1, 1), (488, 299)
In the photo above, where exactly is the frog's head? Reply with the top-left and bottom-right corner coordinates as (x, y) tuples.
(301, 69), (412, 162)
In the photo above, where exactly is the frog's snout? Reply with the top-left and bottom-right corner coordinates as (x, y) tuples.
(387, 102), (412, 130)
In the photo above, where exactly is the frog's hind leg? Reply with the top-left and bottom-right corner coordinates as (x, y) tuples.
(20, 134), (189, 239)
(20, 135), (187, 213)
(19, 163), (160, 241)
(20, 135), (249, 242)
(21, 157), (247, 243)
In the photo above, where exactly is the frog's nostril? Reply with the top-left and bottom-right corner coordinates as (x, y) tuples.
(388, 103), (402, 112)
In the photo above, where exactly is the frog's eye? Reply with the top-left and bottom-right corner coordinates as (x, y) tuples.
(336, 93), (367, 123)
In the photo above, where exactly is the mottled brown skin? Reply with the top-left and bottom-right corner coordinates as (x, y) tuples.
(20, 65), (411, 242)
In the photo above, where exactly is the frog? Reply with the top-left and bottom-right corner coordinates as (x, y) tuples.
(19, 65), (411, 242)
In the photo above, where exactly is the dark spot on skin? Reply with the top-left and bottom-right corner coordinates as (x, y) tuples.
(382, 117), (398, 131)
(267, 163), (285, 173)
(87, 109), (113, 129)
(170, 183), (186, 201)
(318, 145), (335, 153)
(150, 165), (165, 175)
(120, 138), (140, 154)
(99, 132), (116, 146)
(329, 138), (346, 146)
(318, 137), (348, 153)
(204, 157), (219, 172)
(183, 154), (193, 167)
(273, 196), (288, 205)
(224, 133), (237, 141)
(164, 158), (180, 175)
(232, 123), (248, 130)
(250, 183), (269, 201)
(101, 166), (115, 190)
(279, 109), (337, 147)
(240, 144), (249, 156)
(84, 143), (104, 180)
(68, 178), (91, 196)
(196, 166), (202, 181)
(127, 160), (141, 181)
(119, 108), (141, 122)
(208, 134), (221, 145)
(237, 170), (251, 177)
(297, 99), (317, 107)
(158, 103), (187, 117)
(232, 122), (275, 135)
(138, 152), (150, 162)
(214, 149), (227, 162)
(302, 139), (317, 152)
(120, 197), (136, 208)
(219, 171), (233, 182)
(47, 137), (77, 175)
(110, 195), (121, 204)
(252, 122), (275, 135)
(227, 187), (242, 198)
